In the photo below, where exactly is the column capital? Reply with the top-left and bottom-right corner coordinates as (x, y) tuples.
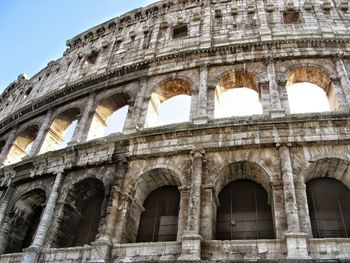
(263, 55), (276, 66)
(191, 148), (205, 158)
(275, 142), (292, 149)
(199, 63), (209, 71)
(332, 51), (345, 63)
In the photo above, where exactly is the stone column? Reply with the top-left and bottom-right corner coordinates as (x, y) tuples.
(0, 184), (14, 226)
(89, 158), (128, 263)
(71, 93), (96, 143)
(114, 192), (133, 243)
(263, 56), (285, 118)
(0, 128), (17, 167)
(277, 144), (310, 259)
(206, 85), (216, 120)
(200, 185), (219, 240)
(334, 53), (350, 110)
(124, 77), (148, 133)
(29, 110), (53, 156)
(330, 77), (349, 112)
(271, 182), (287, 239)
(178, 149), (204, 261)
(295, 175), (312, 236)
(193, 65), (209, 124)
(278, 79), (291, 114)
(21, 171), (65, 263)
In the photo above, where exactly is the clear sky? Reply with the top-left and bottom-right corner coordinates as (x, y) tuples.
(0, 0), (157, 93)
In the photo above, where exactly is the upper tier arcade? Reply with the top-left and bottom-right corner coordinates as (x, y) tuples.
(1, 0), (350, 123)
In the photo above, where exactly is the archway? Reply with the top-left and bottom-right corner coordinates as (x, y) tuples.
(55, 178), (105, 248)
(215, 71), (263, 118)
(145, 79), (192, 127)
(3, 189), (46, 254)
(286, 66), (337, 113)
(87, 93), (130, 140)
(213, 161), (274, 240)
(124, 168), (183, 243)
(39, 108), (81, 154)
(307, 178), (350, 238)
(4, 126), (38, 165)
(216, 180), (274, 240)
(137, 186), (180, 242)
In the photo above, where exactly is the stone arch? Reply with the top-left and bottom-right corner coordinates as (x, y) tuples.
(54, 177), (105, 248)
(306, 177), (350, 238)
(213, 69), (263, 117)
(1, 189), (46, 254)
(87, 91), (131, 140)
(302, 158), (350, 189)
(124, 168), (183, 243)
(39, 107), (81, 154)
(213, 161), (272, 196)
(131, 168), (182, 206)
(213, 161), (275, 240)
(208, 66), (266, 88)
(4, 125), (39, 165)
(285, 65), (338, 112)
(145, 77), (193, 127)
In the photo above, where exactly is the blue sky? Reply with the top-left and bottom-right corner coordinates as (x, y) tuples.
(0, 0), (157, 93)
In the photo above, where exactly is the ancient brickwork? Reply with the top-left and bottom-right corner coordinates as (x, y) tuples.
(1, 0), (350, 262)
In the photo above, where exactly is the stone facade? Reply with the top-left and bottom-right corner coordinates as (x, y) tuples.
(1, 0), (350, 262)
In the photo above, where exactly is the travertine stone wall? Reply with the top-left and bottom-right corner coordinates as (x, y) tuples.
(1, 0), (350, 262)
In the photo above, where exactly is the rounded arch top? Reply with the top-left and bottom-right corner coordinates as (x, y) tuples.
(213, 161), (272, 196)
(286, 66), (333, 92)
(152, 78), (192, 103)
(302, 158), (350, 189)
(215, 70), (260, 94)
(131, 167), (182, 206)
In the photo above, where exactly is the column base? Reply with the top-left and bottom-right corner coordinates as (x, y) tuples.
(269, 109), (286, 118)
(284, 232), (311, 260)
(177, 233), (202, 261)
(192, 115), (209, 125)
(88, 236), (113, 263)
(21, 245), (41, 263)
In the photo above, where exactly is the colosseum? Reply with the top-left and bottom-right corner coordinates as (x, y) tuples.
(1, 0), (350, 262)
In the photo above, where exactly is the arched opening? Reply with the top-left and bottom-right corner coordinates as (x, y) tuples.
(39, 108), (81, 154)
(137, 186), (180, 242)
(55, 178), (105, 248)
(286, 66), (337, 113)
(145, 79), (191, 127)
(216, 180), (274, 240)
(3, 189), (46, 254)
(87, 93), (130, 140)
(4, 126), (38, 166)
(307, 178), (350, 238)
(215, 71), (262, 118)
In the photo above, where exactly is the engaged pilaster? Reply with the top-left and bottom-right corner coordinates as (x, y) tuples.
(178, 148), (204, 261)
(0, 128), (17, 167)
(277, 144), (310, 259)
(71, 93), (96, 143)
(263, 56), (285, 118)
(124, 76), (148, 133)
(333, 52), (350, 111)
(89, 157), (128, 263)
(29, 110), (53, 156)
(193, 64), (209, 124)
